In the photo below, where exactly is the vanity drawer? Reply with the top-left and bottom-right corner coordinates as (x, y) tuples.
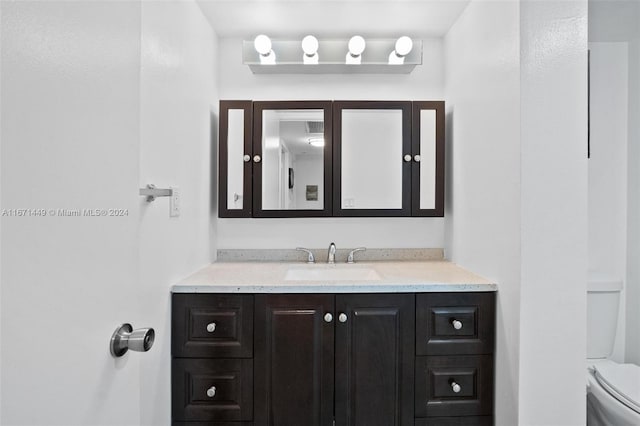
(415, 355), (493, 418)
(172, 294), (253, 358)
(172, 358), (253, 422)
(416, 292), (495, 355)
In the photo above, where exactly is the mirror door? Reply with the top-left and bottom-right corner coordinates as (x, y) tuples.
(411, 101), (445, 216)
(253, 101), (333, 217)
(333, 101), (412, 216)
(219, 100), (253, 217)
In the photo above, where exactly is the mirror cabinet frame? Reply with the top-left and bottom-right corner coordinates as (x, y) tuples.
(412, 101), (445, 217)
(333, 101), (412, 217)
(252, 101), (333, 218)
(219, 100), (253, 218)
(218, 100), (445, 218)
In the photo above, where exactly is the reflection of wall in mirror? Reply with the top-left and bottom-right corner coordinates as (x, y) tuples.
(341, 110), (403, 209)
(295, 154), (323, 209)
(261, 112), (281, 210)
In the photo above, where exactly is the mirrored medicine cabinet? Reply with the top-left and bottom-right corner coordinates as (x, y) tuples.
(218, 100), (444, 218)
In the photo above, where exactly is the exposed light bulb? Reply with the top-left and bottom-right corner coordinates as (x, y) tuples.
(389, 36), (413, 64)
(346, 35), (366, 64)
(254, 34), (276, 64)
(302, 35), (319, 64)
(348, 36), (366, 56)
(254, 34), (272, 56)
(302, 35), (319, 56)
(394, 36), (413, 57)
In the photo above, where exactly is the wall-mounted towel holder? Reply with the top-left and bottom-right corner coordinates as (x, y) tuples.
(139, 184), (173, 202)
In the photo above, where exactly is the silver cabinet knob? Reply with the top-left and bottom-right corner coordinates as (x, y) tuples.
(414, 155), (421, 162)
(324, 313), (333, 323)
(338, 313), (348, 323)
(243, 154), (251, 162)
(206, 322), (216, 333)
(403, 154), (412, 162)
(207, 386), (216, 398)
(253, 155), (261, 163)
(451, 319), (463, 330)
(451, 382), (461, 393)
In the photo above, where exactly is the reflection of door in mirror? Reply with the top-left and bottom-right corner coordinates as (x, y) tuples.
(261, 109), (325, 210)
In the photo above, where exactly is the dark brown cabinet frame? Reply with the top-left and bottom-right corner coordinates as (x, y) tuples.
(412, 101), (445, 217)
(218, 100), (445, 218)
(252, 101), (333, 218)
(219, 100), (253, 218)
(332, 101), (413, 217)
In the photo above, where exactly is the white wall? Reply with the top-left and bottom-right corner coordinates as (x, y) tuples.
(138, 2), (217, 425)
(443, 1), (521, 424)
(1, 1), (217, 424)
(518, 1), (588, 425)
(1, 1), (142, 423)
(294, 154), (323, 209)
(216, 37), (445, 249)
(588, 42), (628, 362)
(589, 0), (640, 369)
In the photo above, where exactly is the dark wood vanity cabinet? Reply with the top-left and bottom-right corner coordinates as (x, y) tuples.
(172, 291), (495, 426)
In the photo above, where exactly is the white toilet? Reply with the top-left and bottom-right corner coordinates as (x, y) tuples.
(586, 279), (640, 426)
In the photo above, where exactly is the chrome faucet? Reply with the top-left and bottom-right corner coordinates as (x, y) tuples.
(327, 242), (336, 264)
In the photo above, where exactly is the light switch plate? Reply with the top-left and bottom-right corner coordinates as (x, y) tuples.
(170, 187), (180, 217)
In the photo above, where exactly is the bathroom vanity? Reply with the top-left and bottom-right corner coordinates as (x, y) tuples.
(171, 261), (496, 426)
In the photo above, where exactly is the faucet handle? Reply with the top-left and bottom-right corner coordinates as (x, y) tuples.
(346, 247), (367, 264)
(296, 247), (315, 264)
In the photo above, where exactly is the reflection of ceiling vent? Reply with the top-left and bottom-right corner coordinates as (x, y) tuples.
(306, 121), (324, 134)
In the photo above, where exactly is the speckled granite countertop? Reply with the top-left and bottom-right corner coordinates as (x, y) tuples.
(172, 261), (497, 293)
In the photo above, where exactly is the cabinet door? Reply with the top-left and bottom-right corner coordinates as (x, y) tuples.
(335, 294), (415, 426)
(411, 101), (445, 216)
(254, 294), (335, 426)
(333, 101), (412, 216)
(219, 100), (253, 217)
(252, 101), (333, 217)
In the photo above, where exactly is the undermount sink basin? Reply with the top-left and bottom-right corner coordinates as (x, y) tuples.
(284, 266), (382, 281)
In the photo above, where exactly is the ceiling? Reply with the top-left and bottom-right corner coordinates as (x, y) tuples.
(196, 0), (471, 39)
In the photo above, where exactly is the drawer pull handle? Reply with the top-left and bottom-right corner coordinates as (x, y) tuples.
(451, 319), (463, 330)
(207, 386), (217, 398)
(206, 322), (216, 333)
(338, 313), (348, 323)
(324, 313), (333, 323)
(451, 381), (461, 393)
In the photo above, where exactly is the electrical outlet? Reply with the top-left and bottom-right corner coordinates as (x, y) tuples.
(170, 187), (180, 217)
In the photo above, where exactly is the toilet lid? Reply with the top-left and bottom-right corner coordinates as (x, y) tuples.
(594, 363), (640, 414)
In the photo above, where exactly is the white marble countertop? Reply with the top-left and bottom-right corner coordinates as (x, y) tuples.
(172, 261), (497, 293)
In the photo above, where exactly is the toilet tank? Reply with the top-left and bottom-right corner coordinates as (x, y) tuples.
(587, 279), (622, 359)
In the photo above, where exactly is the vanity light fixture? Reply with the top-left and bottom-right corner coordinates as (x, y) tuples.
(308, 137), (325, 147)
(254, 34), (276, 64)
(301, 35), (319, 64)
(243, 37), (421, 73)
(388, 36), (413, 65)
(346, 35), (366, 64)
